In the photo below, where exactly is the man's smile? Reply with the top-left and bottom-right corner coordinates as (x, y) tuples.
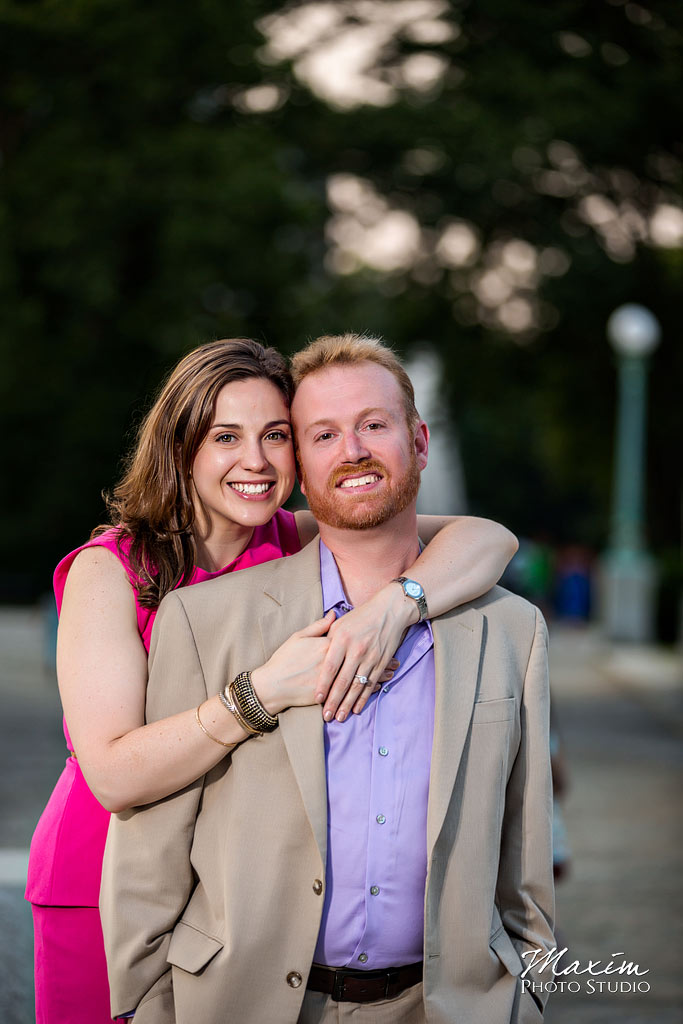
(337, 473), (382, 490)
(328, 459), (388, 495)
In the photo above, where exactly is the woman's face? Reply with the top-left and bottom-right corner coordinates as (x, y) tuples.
(190, 378), (295, 534)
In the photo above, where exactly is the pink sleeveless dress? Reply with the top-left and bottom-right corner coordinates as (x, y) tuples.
(26, 510), (301, 1024)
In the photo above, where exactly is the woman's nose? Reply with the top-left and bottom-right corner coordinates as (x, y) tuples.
(240, 438), (269, 471)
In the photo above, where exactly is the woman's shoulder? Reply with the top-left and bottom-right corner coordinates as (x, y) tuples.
(291, 509), (318, 548)
(53, 527), (136, 611)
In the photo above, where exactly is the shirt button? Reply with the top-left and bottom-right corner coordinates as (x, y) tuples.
(286, 971), (303, 988)
(358, 953), (369, 964)
(312, 879), (323, 895)
(378, 746), (388, 757)
(382, 685), (390, 693)
(376, 814), (386, 824)
(370, 885), (380, 896)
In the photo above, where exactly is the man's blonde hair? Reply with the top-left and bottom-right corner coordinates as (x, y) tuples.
(290, 333), (419, 428)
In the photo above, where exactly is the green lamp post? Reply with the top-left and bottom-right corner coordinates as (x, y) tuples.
(602, 304), (661, 642)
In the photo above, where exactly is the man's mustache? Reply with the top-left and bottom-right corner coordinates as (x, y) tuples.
(327, 459), (387, 489)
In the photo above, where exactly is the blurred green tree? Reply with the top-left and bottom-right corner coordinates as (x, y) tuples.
(0, 0), (327, 592)
(0, 0), (680, 598)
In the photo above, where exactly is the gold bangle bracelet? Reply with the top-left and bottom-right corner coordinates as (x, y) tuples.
(222, 684), (263, 736)
(195, 704), (238, 750)
(218, 687), (261, 736)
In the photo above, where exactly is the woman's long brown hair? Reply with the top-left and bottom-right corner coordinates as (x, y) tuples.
(95, 338), (293, 608)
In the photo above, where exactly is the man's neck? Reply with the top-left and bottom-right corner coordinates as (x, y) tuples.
(317, 504), (420, 607)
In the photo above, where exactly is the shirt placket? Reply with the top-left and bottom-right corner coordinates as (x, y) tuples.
(346, 623), (433, 968)
(347, 679), (393, 968)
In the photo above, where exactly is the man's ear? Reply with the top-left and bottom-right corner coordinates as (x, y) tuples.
(414, 420), (429, 471)
(295, 447), (306, 495)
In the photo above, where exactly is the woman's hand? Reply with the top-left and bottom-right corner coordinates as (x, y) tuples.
(251, 611), (336, 716)
(251, 607), (399, 721)
(315, 583), (412, 723)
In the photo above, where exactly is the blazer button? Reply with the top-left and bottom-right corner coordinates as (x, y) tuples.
(312, 879), (323, 895)
(287, 971), (303, 988)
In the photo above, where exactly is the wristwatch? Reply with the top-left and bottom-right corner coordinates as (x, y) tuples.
(393, 577), (429, 622)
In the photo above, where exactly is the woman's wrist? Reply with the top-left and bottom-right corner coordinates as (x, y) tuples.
(384, 579), (420, 627)
(200, 694), (249, 743)
(249, 665), (280, 717)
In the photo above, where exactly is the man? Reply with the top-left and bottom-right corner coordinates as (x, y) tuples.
(101, 334), (555, 1024)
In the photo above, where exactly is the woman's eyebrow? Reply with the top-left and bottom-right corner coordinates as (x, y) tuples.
(210, 419), (291, 430)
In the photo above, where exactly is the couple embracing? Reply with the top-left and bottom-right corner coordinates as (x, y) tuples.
(28, 332), (554, 1024)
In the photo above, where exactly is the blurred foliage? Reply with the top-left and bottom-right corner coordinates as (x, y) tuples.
(0, 0), (681, 598)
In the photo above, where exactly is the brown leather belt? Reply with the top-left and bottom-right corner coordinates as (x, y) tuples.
(307, 961), (422, 1003)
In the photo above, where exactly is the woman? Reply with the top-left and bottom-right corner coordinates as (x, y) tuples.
(26, 338), (517, 1024)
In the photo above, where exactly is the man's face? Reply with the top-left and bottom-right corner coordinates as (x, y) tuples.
(291, 361), (428, 531)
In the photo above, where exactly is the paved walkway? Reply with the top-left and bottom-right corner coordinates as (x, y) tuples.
(545, 628), (682, 1024)
(0, 609), (681, 1023)
(1, 608), (65, 1024)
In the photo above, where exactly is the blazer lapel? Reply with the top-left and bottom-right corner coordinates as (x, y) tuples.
(258, 539), (328, 863)
(426, 605), (484, 858)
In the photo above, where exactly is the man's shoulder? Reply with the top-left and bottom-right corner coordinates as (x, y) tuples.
(439, 585), (542, 633)
(168, 556), (287, 613)
(164, 541), (319, 615)
(473, 584), (540, 620)
(433, 587), (546, 674)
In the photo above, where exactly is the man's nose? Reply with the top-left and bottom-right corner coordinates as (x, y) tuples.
(340, 430), (371, 463)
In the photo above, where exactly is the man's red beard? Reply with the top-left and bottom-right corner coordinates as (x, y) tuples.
(300, 454), (421, 531)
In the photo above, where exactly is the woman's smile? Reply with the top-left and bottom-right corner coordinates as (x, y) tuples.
(226, 479), (277, 499)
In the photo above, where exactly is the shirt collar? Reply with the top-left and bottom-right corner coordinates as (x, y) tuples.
(319, 538), (434, 643)
(320, 539), (349, 614)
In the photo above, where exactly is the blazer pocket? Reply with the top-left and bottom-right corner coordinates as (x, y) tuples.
(472, 696), (515, 724)
(489, 927), (523, 977)
(167, 920), (224, 975)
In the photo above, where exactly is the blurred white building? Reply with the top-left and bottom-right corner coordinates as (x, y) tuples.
(405, 349), (466, 516)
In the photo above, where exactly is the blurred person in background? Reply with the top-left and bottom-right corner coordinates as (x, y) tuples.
(554, 546), (593, 624)
(25, 337), (518, 1024)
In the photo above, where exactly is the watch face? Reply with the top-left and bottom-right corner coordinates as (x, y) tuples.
(405, 580), (423, 599)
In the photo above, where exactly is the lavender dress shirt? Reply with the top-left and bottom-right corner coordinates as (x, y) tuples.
(313, 540), (435, 970)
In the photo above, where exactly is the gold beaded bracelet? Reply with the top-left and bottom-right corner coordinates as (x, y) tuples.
(230, 671), (279, 734)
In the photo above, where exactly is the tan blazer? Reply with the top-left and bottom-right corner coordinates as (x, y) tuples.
(101, 538), (555, 1024)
